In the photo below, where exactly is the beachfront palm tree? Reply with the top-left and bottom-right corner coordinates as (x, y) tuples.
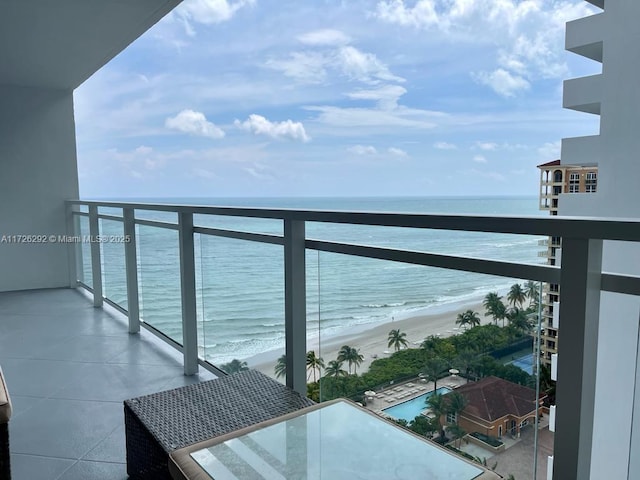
(456, 310), (481, 329)
(507, 308), (533, 335)
(220, 359), (249, 375)
(306, 350), (325, 383)
(524, 280), (540, 309)
(427, 393), (448, 440)
(324, 360), (347, 378)
(274, 354), (287, 379)
(337, 345), (364, 374)
(507, 283), (526, 308)
(422, 357), (447, 392)
(483, 292), (506, 325)
(388, 328), (409, 351)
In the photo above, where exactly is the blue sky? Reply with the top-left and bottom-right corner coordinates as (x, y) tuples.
(74, 0), (601, 199)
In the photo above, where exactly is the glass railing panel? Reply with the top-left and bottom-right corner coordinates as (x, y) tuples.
(135, 209), (177, 224)
(98, 206), (123, 217)
(312, 251), (541, 477)
(137, 225), (182, 344)
(99, 218), (127, 310)
(196, 234), (285, 382)
(78, 215), (92, 287)
(193, 214), (282, 236)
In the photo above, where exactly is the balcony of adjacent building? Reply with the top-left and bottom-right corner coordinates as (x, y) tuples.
(1, 200), (639, 480)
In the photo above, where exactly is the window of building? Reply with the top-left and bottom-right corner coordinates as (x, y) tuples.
(569, 172), (580, 193)
(446, 412), (457, 424)
(553, 170), (563, 182)
(586, 171), (597, 192)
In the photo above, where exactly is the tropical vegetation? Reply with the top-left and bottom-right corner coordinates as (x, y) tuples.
(220, 359), (249, 374)
(387, 328), (408, 351)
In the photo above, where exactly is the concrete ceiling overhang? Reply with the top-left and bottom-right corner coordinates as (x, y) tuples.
(0, 0), (182, 90)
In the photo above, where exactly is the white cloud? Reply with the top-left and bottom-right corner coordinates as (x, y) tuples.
(434, 141), (457, 150)
(388, 147), (408, 157)
(473, 155), (487, 163)
(235, 114), (310, 142)
(265, 52), (329, 83)
(165, 109), (226, 139)
(306, 105), (439, 130)
(347, 85), (407, 110)
(538, 140), (561, 160)
(192, 168), (216, 179)
(374, 0), (595, 96)
(337, 46), (405, 84)
(347, 145), (378, 155)
(476, 142), (498, 151)
(176, 0), (255, 28)
(298, 29), (351, 46)
(266, 44), (403, 86)
(473, 69), (530, 97)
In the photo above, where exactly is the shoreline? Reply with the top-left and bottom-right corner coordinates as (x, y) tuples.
(246, 293), (501, 379)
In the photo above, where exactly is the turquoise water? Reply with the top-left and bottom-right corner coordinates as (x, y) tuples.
(87, 196), (544, 364)
(383, 386), (452, 422)
(510, 353), (535, 375)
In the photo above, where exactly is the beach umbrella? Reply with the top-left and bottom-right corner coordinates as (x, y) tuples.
(449, 368), (460, 376)
(365, 390), (376, 397)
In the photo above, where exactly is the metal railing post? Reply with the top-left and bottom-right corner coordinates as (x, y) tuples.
(65, 203), (80, 288)
(123, 208), (140, 334)
(553, 237), (602, 479)
(88, 205), (103, 307)
(284, 219), (307, 394)
(178, 212), (199, 375)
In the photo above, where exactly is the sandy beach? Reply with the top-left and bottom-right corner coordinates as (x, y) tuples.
(247, 297), (493, 379)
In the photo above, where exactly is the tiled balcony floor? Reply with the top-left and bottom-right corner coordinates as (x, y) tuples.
(0, 288), (216, 480)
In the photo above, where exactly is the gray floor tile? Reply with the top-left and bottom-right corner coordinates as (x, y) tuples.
(50, 362), (185, 402)
(9, 453), (75, 480)
(82, 425), (126, 463)
(8, 394), (45, 419)
(32, 334), (138, 363)
(10, 398), (122, 459)
(0, 359), (88, 397)
(57, 460), (128, 480)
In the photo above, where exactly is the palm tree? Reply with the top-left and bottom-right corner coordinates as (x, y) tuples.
(456, 310), (481, 329)
(446, 391), (468, 422)
(324, 360), (347, 378)
(220, 358), (249, 374)
(507, 307), (533, 335)
(337, 345), (364, 374)
(274, 354), (287, 379)
(448, 423), (466, 448)
(483, 292), (506, 325)
(422, 357), (447, 391)
(427, 392), (448, 440)
(455, 348), (478, 383)
(388, 328), (409, 351)
(306, 350), (325, 383)
(524, 280), (540, 309)
(507, 283), (526, 308)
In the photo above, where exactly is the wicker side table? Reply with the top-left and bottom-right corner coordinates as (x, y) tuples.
(124, 369), (314, 480)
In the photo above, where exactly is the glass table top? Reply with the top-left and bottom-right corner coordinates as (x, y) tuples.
(190, 400), (485, 480)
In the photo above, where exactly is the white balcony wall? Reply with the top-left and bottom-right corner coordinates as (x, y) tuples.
(560, 135), (601, 167)
(0, 85), (78, 292)
(559, 2), (640, 477)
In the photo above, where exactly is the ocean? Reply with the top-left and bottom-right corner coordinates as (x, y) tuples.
(82, 196), (545, 365)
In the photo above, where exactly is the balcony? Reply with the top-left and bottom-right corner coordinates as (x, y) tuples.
(2, 199), (640, 479)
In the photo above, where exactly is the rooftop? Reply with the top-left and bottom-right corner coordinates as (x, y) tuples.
(455, 376), (541, 422)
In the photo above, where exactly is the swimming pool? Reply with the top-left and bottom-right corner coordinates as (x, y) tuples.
(382, 387), (452, 422)
(509, 353), (534, 375)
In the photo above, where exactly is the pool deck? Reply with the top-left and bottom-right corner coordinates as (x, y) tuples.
(365, 374), (466, 415)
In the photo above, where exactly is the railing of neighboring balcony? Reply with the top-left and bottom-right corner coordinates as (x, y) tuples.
(65, 200), (640, 480)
